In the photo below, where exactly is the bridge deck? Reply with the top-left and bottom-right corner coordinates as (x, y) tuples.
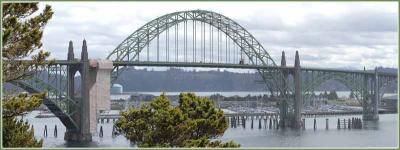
(7, 60), (397, 77)
(43, 60), (397, 77)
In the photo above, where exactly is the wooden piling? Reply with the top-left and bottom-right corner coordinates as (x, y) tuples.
(251, 118), (254, 129)
(99, 126), (104, 137)
(356, 118), (358, 128)
(231, 117), (234, 128)
(242, 116), (246, 128)
(54, 125), (58, 137)
(272, 118), (275, 129)
(227, 117), (233, 128)
(313, 118), (316, 130)
(348, 118), (351, 129)
(276, 119), (283, 129)
(233, 117), (237, 128)
(233, 117), (235, 128)
(354, 118), (357, 129)
(343, 119), (346, 129)
(264, 118), (267, 129)
(269, 118), (272, 129)
(325, 118), (329, 130)
(44, 125), (48, 137)
(112, 125), (116, 137)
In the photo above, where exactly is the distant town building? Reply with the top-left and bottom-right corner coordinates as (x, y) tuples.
(110, 94), (130, 110)
(111, 84), (123, 94)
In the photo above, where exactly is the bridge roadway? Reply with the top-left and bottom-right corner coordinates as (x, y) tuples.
(97, 110), (397, 122)
(47, 60), (397, 77)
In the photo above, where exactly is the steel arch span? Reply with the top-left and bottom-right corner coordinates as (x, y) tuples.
(107, 9), (276, 65)
(106, 10), (281, 86)
(9, 66), (79, 131)
(302, 72), (366, 104)
(301, 70), (398, 120)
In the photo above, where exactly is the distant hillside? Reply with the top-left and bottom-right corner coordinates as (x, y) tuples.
(114, 68), (264, 91)
(4, 67), (396, 93)
(113, 67), (398, 92)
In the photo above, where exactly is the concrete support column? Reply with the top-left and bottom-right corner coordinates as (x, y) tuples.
(88, 59), (113, 133)
(362, 67), (372, 120)
(293, 51), (303, 129)
(373, 67), (379, 120)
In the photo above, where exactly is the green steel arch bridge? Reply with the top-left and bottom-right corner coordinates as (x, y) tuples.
(6, 10), (397, 142)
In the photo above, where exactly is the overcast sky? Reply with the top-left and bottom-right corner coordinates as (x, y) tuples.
(39, 2), (398, 70)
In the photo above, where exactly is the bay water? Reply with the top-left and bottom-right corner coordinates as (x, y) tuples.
(22, 91), (398, 148)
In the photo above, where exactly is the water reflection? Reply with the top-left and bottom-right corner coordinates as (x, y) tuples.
(23, 111), (398, 147)
(362, 120), (379, 130)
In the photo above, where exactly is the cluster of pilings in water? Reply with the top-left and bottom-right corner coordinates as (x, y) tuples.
(42, 125), (58, 138)
(40, 116), (365, 139)
(226, 116), (364, 130)
(41, 123), (119, 138)
(227, 116), (281, 130)
(98, 118), (119, 124)
(98, 125), (118, 138)
(337, 117), (363, 129)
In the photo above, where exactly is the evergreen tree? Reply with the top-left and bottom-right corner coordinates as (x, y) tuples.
(349, 90), (355, 99)
(327, 90), (338, 100)
(333, 91), (338, 99)
(115, 93), (240, 147)
(323, 91), (328, 99)
(2, 3), (53, 147)
(3, 117), (42, 147)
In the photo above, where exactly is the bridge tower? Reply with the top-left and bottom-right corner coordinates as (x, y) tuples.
(362, 67), (380, 121)
(278, 51), (303, 129)
(373, 67), (380, 120)
(64, 40), (112, 142)
(279, 51), (290, 128)
(293, 51), (303, 129)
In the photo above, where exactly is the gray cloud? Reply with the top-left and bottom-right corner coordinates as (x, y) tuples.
(40, 2), (398, 70)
